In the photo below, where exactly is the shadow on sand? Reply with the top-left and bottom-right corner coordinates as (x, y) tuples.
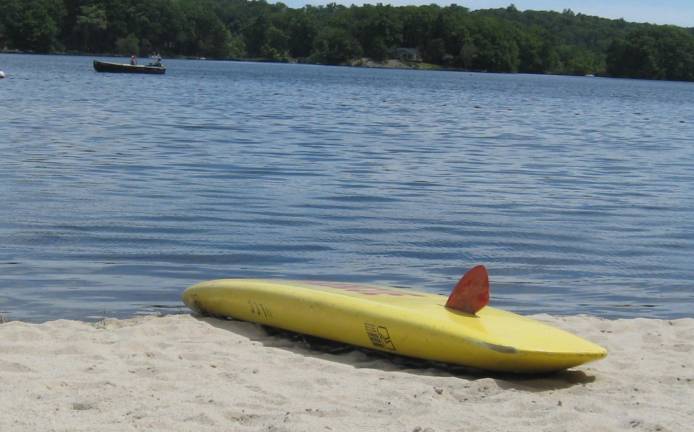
(194, 314), (597, 392)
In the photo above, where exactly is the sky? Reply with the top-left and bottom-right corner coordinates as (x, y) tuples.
(277, 0), (694, 27)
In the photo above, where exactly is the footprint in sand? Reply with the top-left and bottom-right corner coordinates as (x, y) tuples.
(0, 359), (35, 373)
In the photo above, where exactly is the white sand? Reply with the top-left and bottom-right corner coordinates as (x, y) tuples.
(1, 314), (692, 431)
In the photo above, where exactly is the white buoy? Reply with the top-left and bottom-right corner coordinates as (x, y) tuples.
(0, 71), (5, 79)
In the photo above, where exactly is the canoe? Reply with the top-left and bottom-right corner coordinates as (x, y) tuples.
(93, 60), (165, 74)
(182, 265), (607, 373)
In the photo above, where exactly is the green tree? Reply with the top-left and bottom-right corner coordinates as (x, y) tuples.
(262, 25), (289, 60)
(286, 9), (318, 58)
(227, 34), (246, 58)
(350, 4), (402, 61)
(607, 26), (694, 80)
(421, 38), (446, 64)
(115, 33), (139, 55)
(243, 13), (269, 58)
(75, 4), (108, 52)
(312, 27), (362, 65)
(469, 18), (520, 72)
(459, 40), (478, 68)
(1, 0), (65, 52)
(517, 29), (558, 73)
(400, 5), (438, 49)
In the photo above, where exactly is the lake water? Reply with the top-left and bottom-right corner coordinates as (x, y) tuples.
(1, 54), (693, 322)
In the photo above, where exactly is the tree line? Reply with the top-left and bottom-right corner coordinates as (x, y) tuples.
(2, 0), (694, 81)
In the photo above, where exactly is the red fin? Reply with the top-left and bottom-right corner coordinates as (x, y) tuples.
(445, 265), (490, 315)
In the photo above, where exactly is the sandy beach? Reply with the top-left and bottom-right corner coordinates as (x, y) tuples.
(0, 313), (691, 431)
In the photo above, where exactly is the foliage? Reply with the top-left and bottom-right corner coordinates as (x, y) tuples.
(1, 0), (693, 81)
(607, 26), (694, 81)
(0, 0), (66, 52)
(311, 26), (362, 65)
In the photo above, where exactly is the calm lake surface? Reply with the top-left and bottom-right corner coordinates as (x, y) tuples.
(1, 54), (693, 321)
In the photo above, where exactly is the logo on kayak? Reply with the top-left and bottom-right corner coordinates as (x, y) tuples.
(364, 323), (396, 351)
(249, 300), (272, 320)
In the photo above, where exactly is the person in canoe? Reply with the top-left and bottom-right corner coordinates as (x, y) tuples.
(130, 55), (137, 65)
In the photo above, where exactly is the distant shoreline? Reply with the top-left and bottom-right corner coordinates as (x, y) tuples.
(3, 3), (694, 82)
(1, 50), (609, 79)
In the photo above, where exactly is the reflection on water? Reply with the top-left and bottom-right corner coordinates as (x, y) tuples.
(1, 54), (693, 321)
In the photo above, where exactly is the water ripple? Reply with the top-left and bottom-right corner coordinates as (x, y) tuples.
(1, 54), (693, 321)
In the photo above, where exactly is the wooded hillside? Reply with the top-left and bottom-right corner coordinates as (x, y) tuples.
(2, 1), (694, 80)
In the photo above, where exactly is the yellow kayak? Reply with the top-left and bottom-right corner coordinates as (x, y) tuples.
(182, 265), (606, 373)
